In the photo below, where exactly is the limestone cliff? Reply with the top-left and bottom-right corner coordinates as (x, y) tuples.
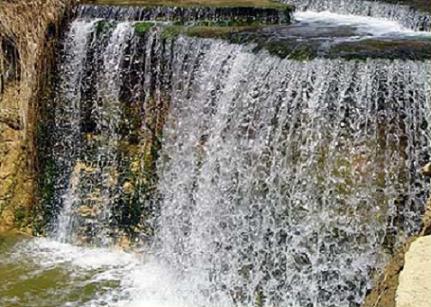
(0, 0), (73, 233)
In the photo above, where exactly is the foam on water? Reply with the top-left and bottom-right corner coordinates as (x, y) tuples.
(13, 238), (139, 269)
(283, 0), (431, 32)
(294, 10), (431, 38)
(7, 239), (201, 307)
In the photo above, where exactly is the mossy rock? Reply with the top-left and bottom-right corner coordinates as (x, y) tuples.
(96, 20), (114, 34)
(134, 21), (155, 34)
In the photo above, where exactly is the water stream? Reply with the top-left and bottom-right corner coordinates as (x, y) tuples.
(2, 3), (431, 307)
(283, 0), (431, 31)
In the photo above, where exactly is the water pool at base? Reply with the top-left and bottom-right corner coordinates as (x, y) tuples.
(0, 234), (221, 307)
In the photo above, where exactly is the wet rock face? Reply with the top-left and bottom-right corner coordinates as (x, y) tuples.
(0, 0), (72, 233)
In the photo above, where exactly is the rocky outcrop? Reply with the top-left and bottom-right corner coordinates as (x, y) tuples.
(396, 235), (431, 307)
(0, 0), (73, 233)
(362, 197), (431, 307)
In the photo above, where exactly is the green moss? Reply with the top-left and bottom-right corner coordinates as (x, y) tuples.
(96, 20), (113, 35)
(161, 25), (183, 39)
(161, 24), (260, 40)
(255, 291), (265, 307)
(14, 207), (28, 228)
(194, 19), (265, 27)
(34, 121), (57, 235)
(186, 25), (257, 38)
(134, 22), (155, 34)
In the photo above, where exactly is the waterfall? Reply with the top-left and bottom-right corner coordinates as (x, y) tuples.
(54, 19), (100, 243)
(155, 37), (431, 306)
(43, 5), (431, 306)
(54, 19), (138, 245)
(283, 0), (431, 31)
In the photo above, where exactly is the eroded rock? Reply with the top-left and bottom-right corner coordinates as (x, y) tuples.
(0, 0), (73, 233)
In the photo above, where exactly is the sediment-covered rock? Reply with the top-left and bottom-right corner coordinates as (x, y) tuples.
(0, 0), (73, 233)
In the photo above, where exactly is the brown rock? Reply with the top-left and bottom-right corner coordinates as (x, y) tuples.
(123, 181), (134, 194)
(421, 163), (431, 176)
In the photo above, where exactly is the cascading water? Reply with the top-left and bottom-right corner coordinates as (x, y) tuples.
(54, 19), (100, 243)
(51, 16), (172, 245)
(155, 38), (431, 307)
(36, 6), (431, 304)
(2, 3), (431, 307)
(282, 0), (431, 31)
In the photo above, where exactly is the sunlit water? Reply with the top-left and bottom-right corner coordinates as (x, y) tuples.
(4, 3), (431, 307)
(284, 0), (431, 32)
(0, 235), (232, 307)
(293, 11), (431, 39)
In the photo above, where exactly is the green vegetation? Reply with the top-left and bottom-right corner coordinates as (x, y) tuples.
(134, 21), (155, 34)
(161, 24), (261, 40)
(96, 20), (113, 34)
(186, 25), (259, 38)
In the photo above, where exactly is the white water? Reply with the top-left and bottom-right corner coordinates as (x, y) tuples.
(155, 38), (431, 306)
(284, 0), (431, 31)
(55, 19), (100, 243)
(294, 10), (431, 38)
(32, 5), (431, 307)
(8, 238), (210, 307)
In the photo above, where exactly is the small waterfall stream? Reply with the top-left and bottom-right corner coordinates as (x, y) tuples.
(282, 0), (431, 31)
(2, 2), (431, 307)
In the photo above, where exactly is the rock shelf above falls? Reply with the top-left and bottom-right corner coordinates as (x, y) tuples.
(76, 2), (431, 61)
